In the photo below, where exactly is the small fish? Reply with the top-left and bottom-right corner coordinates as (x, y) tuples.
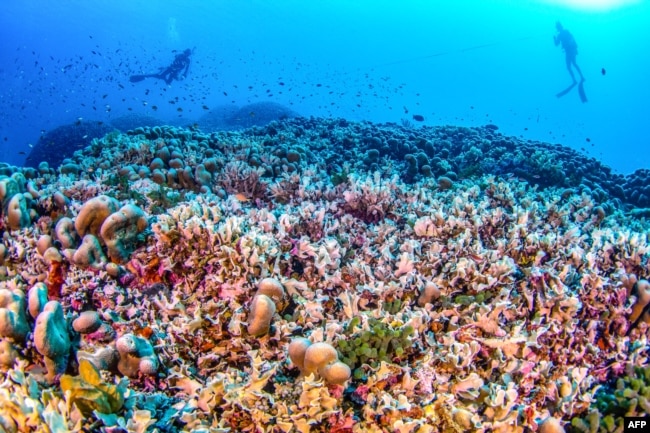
(601, 68), (606, 76)
(233, 193), (250, 202)
(412, 114), (425, 122)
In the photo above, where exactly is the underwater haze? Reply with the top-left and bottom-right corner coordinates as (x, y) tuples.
(1, 0), (649, 173)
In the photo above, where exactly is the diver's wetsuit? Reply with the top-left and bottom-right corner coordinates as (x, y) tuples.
(129, 49), (192, 84)
(157, 49), (192, 84)
(554, 24), (583, 83)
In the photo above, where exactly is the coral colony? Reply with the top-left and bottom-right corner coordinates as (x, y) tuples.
(0, 117), (649, 433)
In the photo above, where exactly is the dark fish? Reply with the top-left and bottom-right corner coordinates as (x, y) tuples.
(202, 105), (209, 110)
(601, 68), (606, 76)
(412, 114), (425, 122)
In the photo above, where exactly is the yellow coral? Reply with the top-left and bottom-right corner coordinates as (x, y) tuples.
(60, 359), (126, 416)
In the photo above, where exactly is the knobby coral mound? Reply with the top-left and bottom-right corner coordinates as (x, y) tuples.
(0, 118), (648, 432)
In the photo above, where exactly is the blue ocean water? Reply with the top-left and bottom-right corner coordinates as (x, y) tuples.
(0, 0), (648, 174)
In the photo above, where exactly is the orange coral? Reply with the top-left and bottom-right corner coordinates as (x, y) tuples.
(126, 256), (165, 286)
(46, 261), (66, 299)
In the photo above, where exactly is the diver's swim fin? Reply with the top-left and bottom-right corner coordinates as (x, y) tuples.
(129, 74), (159, 83)
(556, 82), (577, 98)
(578, 79), (588, 103)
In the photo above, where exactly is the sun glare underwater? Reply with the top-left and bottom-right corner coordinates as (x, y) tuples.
(0, 1), (649, 432)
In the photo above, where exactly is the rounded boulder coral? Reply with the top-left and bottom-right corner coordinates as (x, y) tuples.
(116, 333), (158, 377)
(100, 204), (148, 264)
(289, 339), (351, 385)
(34, 301), (71, 381)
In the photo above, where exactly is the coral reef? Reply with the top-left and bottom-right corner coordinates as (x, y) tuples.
(0, 117), (648, 432)
(289, 339), (352, 385)
(116, 333), (159, 377)
(34, 301), (71, 381)
(570, 365), (650, 432)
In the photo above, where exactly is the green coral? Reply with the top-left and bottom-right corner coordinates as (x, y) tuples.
(146, 184), (185, 215)
(60, 359), (127, 417)
(105, 174), (147, 207)
(570, 365), (650, 433)
(453, 291), (493, 306)
(383, 298), (404, 315)
(330, 167), (350, 186)
(337, 316), (414, 379)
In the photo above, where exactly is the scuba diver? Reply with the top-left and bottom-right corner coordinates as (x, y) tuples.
(130, 48), (192, 84)
(554, 22), (584, 84)
(554, 22), (587, 102)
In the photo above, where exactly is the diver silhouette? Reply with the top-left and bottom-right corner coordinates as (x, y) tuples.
(130, 48), (192, 84)
(554, 22), (587, 103)
(554, 22), (583, 84)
